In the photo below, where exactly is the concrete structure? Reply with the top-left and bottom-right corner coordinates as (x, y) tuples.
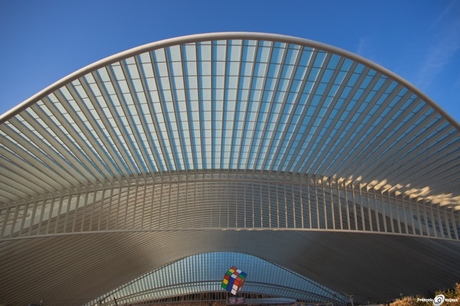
(0, 32), (459, 306)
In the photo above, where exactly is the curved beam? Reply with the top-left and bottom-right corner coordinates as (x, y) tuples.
(1, 32), (459, 129)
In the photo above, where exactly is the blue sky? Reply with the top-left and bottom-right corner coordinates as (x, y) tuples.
(1, 0), (459, 122)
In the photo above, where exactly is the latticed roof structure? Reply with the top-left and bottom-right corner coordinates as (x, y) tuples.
(0, 32), (459, 306)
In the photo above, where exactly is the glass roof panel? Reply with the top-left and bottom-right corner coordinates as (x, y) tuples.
(88, 252), (347, 305)
(2, 34), (457, 207)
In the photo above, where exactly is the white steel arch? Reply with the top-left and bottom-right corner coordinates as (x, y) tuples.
(87, 252), (349, 306)
(0, 32), (459, 306)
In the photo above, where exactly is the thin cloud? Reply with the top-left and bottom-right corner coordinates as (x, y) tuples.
(454, 76), (460, 88)
(430, 0), (458, 28)
(416, 12), (460, 88)
(356, 37), (368, 56)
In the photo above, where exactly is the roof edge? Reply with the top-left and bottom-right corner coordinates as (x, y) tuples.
(1, 31), (459, 130)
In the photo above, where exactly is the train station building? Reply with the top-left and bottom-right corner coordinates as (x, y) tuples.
(0, 33), (459, 305)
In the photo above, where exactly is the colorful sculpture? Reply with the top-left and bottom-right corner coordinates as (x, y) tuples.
(221, 266), (247, 295)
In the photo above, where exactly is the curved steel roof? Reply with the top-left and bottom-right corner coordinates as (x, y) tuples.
(87, 252), (348, 305)
(1, 32), (459, 205)
(0, 32), (459, 305)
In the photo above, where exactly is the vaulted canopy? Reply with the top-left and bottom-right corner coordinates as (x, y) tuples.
(0, 33), (459, 306)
